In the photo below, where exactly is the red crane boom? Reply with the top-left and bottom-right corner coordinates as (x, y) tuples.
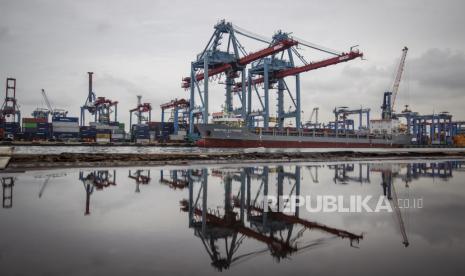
(182, 39), (298, 88)
(234, 50), (363, 91)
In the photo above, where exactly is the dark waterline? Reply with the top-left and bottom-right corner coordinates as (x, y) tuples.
(1, 160), (464, 276)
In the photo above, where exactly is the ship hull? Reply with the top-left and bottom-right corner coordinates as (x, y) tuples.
(197, 138), (398, 148)
(196, 124), (410, 148)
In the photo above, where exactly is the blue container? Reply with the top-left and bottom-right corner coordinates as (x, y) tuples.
(37, 122), (50, 128)
(54, 132), (79, 138)
(96, 130), (111, 135)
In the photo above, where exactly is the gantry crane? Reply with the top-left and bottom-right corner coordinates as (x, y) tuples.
(381, 47), (408, 119)
(332, 106), (371, 135)
(182, 20), (298, 134)
(80, 72), (118, 126)
(129, 95), (152, 131)
(160, 98), (189, 136)
(1, 78), (21, 124)
(234, 36), (363, 128)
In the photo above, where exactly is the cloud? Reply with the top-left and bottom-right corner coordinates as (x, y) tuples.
(1, 0), (465, 127)
(409, 48), (465, 91)
(0, 26), (9, 39)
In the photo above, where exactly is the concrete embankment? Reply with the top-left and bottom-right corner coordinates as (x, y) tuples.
(4, 150), (465, 170)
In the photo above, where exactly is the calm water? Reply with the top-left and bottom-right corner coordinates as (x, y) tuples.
(1, 160), (465, 276)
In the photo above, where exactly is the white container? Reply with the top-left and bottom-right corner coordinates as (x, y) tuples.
(53, 127), (79, 133)
(136, 138), (150, 143)
(96, 138), (110, 143)
(52, 122), (79, 128)
(111, 133), (125, 139)
(169, 134), (185, 141)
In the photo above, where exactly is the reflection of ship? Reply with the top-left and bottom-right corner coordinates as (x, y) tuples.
(175, 166), (362, 271)
(196, 124), (411, 148)
(79, 170), (116, 215)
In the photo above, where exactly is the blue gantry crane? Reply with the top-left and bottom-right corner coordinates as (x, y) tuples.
(181, 20), (298, 134)
(234, 34), (363, 129)
(80, 72), (118, 126)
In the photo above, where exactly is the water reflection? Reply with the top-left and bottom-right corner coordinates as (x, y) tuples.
(128, 170), (151, 193)
(177, 166), (363, 271)
(79, 170), (117, 215)
(1, 160), (464, 274)
(1, 176), (14, 208)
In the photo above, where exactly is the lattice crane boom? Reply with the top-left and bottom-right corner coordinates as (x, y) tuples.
(181, 39), (297, 88)
(233, 50), (363, 91)
(391, 46), (408, 111)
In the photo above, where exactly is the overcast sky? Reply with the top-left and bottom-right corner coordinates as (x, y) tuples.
(1, 0), (464, 127)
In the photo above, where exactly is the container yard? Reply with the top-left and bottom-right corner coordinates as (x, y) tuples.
(2, 2), (465, 276)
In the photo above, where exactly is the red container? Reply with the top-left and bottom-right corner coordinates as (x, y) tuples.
(22, 117), (48, 123)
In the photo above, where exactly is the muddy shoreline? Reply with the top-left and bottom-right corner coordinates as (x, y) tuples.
(4, 150), (465, 170)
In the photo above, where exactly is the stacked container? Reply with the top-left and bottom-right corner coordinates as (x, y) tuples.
(79, 126), (97, 142)
(132, 124), (150, 143)
(111, 122), (125, 142)
(52, 117), (79, 140)
(162, 122), (175, 140)
(0, 118), (5, 139)
(148, 122), (162, 141)
(90, 122), (124, 143)
(96, 129), (111, 143)
(22, 118), (50, 140)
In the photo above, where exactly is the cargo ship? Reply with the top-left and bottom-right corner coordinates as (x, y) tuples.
(195, 123), (411, 148)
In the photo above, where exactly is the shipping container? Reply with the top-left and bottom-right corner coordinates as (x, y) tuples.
(52, 117), (79, 123)
(96, 138), (111, 143)
(23, 118), (48, 123)
(53, 132), (79, 138)
(52, 127), (79, 133)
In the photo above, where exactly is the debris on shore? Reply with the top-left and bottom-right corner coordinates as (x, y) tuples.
(6, 150), (465, 170)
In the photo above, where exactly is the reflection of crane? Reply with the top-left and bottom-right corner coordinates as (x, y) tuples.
(178, 165), (362, 270)
(382, 47), (408, 119)
(34, 172), (67, 198)
(128, 169), (151, 193)
(377, 166), (409, 247)
(329, 163), (371, 184)
(79, 170), (116, 215)
(306, 165), (321, 183)
(390, 180), (409, 247)
(159, 169), (189, 190)
(2, 176), (15, 209)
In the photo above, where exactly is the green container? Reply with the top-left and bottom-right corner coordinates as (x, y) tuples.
(119, 123), (125, 130)
(23, 123), (37, 128)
